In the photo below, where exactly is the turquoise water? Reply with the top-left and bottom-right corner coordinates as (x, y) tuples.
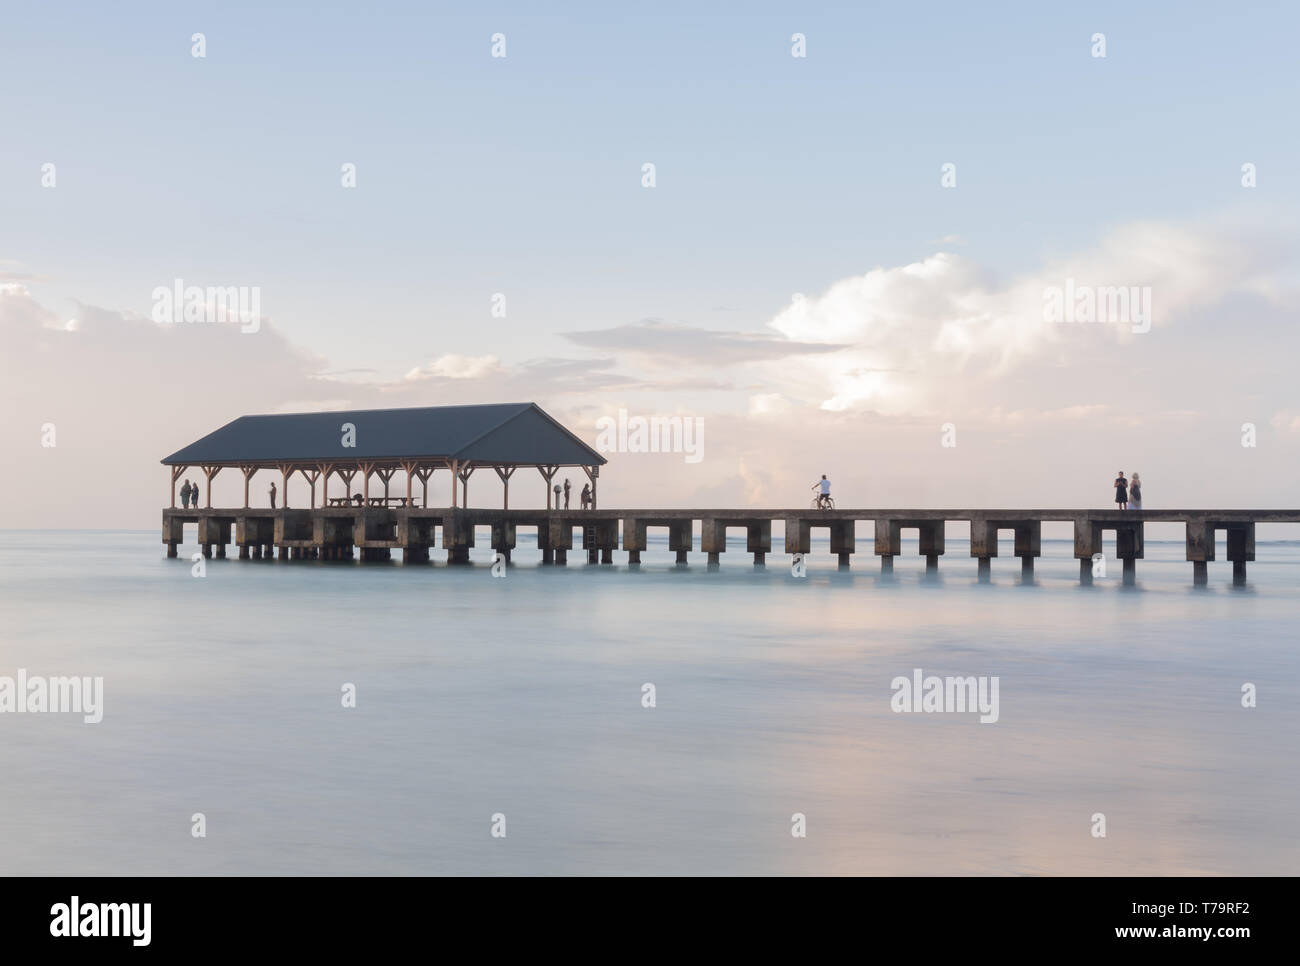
(1, 528), (1297, 875)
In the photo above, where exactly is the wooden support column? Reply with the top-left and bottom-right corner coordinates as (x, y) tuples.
(495, 466), (516, 509)
(358, 461), (376, 502)
(239, 465), (257, 508)
(169, 465), (187, 508)
(538, 464), (558, 509)
(448, 459), (460, 509)
(336, 466), (358, 505)
(457, 462), (475, 509)
(276, 463), (293, 509)
(318, 463), (335, 505)
(376, 466), (397, 502)
(400, 461), (418, 507)
(298, 466), (322, 508)
(200, 464), (222, 508)
(414, 464), (437, 509)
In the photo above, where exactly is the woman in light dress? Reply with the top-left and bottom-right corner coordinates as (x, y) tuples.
(1129, 472), (1142, 511)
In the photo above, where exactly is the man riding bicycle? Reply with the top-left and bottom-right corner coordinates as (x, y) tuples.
(812, 474), (832, 509)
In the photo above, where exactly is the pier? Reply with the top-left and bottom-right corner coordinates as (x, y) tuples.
(160, 404), (1297, 586)
(161, 506), (1300, 586)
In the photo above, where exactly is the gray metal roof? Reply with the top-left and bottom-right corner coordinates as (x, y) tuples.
(161, 403), (606, 466)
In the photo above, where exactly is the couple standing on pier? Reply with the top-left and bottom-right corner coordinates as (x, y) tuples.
(554, 478), (592, 509)
(1114, 472), (1143, 510)
(179, 479), (200, 508)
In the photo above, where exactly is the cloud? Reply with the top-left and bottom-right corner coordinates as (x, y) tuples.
(5, 213), (1300, 525)
(762, 219), (1297, 415)
(562, 318), (847, 365)
(404, 354), (502, 381)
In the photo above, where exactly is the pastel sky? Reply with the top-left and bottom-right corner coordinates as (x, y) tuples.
(2, 1), (1298, 527)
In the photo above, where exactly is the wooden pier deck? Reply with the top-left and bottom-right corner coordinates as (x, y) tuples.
(162, 506), (1300, 585)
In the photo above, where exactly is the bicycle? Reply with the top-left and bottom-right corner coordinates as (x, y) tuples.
(810, 495), (835, 510)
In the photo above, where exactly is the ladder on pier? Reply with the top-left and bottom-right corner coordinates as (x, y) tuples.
(584, 525), (598, 563)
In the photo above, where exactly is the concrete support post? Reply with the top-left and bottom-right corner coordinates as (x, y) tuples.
(1116, 523), (1143, 585)
(161, 515), (185, 558)
(548, 516), (572, 567)
(785, 517), (812, 556)
(875, 518), (901, 577)
(970, 517), (996, 578)
(1226, 523), (1253, 585)
(700, 519), (726, 556)
(829, 521), (854, 570)
(1075, 518), (1103, 585)
(491, 522), (516, 564)
(1186, 519), (1214, 586)
(1014, 522), (1041, 582)
(622, 518), (645, 567)
(669, 520), (693, 566)
(747, 521), (771, 567)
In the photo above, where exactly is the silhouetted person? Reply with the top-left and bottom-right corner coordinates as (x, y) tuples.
(352, 493), (364, 506)
(563, 478), (571, 509)
(580, 483), (592, 509)
(269, 481), (277, 509)
(1114, 471), (1128, 510)
(812, 474), (832, 509)
(1130, 472), (1142, 511)
(180, 480), (192, 508)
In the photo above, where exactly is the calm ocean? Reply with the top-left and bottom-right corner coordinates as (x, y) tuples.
(2, 527), (1297, 875)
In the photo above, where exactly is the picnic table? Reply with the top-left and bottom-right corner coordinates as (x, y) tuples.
(325, 496), (421, 508)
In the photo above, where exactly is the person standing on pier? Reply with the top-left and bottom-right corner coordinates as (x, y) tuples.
(563, 478), (571, 509)
(812, 475), (832, 509)
(180, 479), (192, 508)
(1114, 471), (1128, 510)
(269, 481), (277, 509)
(580, 482), (592, 509)
(1129, 473), (1142, 511)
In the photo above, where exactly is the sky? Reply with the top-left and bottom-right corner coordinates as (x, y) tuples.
(2, 1), (1299, 527)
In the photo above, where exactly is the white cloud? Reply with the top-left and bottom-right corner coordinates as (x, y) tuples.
(763, 219), (1295, 415)
(405, 353), (502, 381)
